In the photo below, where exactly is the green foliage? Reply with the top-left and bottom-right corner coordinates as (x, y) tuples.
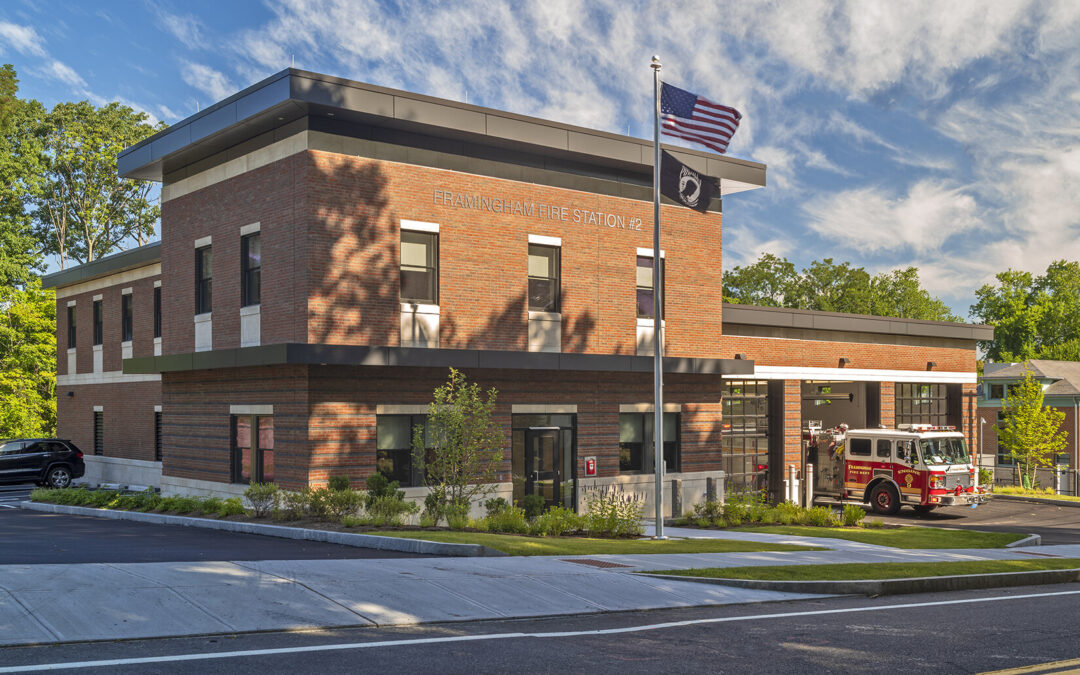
(413, 368), (504, 511)
(995, 368), (1068, 488)
(444, 503), (470, 530)
(243, 482), (279, 518)
(324, 488), (364, 520)
(530, 506), (584, 536)
(421, 492), (443, 527)
(476, 505), (529, 534)
(690, 499), (724, 521)
(522, 494), (546, 520)
(341, 515), (364, 528)
(584, 486), (644, 537)
(484, 497), (510, 517)
(276, 490), (310, 521)
(364, 472), (404, 508)
(0, 279), (56, 438)
(0, 65), (44, 287)
(724, 254), (958, 321)
(842, 503), (866, 527)
(978, 467), (994, 487)
(864, 518), (886, 528)
(367, 495), (420, 526)
(805, 506), (840, 527)
(327, 475), (350, 491)
(218, 498), (245, 517)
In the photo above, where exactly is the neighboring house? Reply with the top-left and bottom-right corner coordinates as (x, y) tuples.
(41, 68), (991, 512)
(979, 360), (1079, 492)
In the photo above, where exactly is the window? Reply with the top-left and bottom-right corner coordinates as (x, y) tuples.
(848, 438), (872, 456)
(241, 233), (261, 307)
(876, 439), (892, 458)
(527, 244), (560, 312)
(636, 255), (664, 319)
(92, 300), (103, 346)
(121, 294), (133, 342)
(232, 415), (274, 483)
(195, 245), (212, 314)
(618, 412), (680, 474)
(153, 287), (162, 339)
(93, 411), (103, 456)
(895, 383), (948, 427)
(400, 231), (438, 304)
(67, 306), (76, 349)
(722, 380), (770, 493)
(989, 384), (1004, 400)
(154, 411), (162, 462)
(376, 415), (430, 487)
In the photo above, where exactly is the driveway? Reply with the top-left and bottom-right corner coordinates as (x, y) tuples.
(866, 497), (1080, 545)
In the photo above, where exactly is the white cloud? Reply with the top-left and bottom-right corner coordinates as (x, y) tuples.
(153, 6), (207, 50)
(181, 61), (237, 102)
(723, 223), (795, 268)
(0, 21), (46, 57)
(44, 60), (87, 88)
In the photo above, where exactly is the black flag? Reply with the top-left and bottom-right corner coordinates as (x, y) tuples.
(660, 150), (719, 213)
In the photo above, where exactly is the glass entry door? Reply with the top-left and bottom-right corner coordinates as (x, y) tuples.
(524, 427), (561, 509)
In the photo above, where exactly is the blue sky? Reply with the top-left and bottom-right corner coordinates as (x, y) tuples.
(2, 1), (1080, 318)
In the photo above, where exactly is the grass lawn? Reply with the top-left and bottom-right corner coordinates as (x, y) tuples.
(738, 525), (1025, 549)
(375, 531), (823, 556)
(994, 487), (1080, 503)
(648, 559), (1080, 582)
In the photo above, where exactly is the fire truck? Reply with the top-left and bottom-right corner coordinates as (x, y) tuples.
(805, 423), (989, 515)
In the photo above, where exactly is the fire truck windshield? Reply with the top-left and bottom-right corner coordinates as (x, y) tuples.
(919, 437), (969, 465)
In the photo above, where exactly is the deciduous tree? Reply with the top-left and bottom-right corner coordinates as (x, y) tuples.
(0, 64), (43, 286)
(995, 368), (1067, 488)
(0, 279), (55, 437)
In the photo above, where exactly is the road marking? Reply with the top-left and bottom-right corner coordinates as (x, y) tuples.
(4, 588), (1080, 672)
(979, 657), (1080, 674)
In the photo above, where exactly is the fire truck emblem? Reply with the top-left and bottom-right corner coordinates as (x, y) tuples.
(904, 473), (913, 486)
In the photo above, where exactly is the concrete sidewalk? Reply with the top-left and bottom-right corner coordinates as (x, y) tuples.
(5, 534), (1079, 647)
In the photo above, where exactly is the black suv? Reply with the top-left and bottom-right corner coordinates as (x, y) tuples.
(0, 439), (85, 488)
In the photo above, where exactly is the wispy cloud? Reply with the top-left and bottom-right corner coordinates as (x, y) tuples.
(152, 5), (207, 50)
(0, 21), (46, 57)
(181, 61), (237, 102)
(44, 60), (86, 88)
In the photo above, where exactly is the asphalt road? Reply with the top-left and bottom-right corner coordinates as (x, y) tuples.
(2, 583), (1079, 673)
(0, 485), (32, 510)
(0, 503), (427, 564)
(864, 497), (1080, 545)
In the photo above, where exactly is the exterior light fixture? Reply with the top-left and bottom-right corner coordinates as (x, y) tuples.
(734, 353), (747, 360)
(927, 361), (937, 370)
(66, 391), (74, 397)
(838, 357), (851, 367)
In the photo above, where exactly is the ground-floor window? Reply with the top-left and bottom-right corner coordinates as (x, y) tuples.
(618, 412), (680, 474)
(722, 380), (769, 493)
(511, 414), (576, 509)
(896, 382), (948, 427)
(375, 414), (430, 487)
(995, 411), (1013, 465)
(154, 412), (162, 462)
(232, 415), (274, 483)
(93, 411), (104, 456)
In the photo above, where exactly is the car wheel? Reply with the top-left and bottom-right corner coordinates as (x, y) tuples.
(46, 466), (72, 489)
(870, 483), (901, 515)
(912, 505), (937, 515)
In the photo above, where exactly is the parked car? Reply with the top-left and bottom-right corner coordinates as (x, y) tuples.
(0, 439), (85, 488)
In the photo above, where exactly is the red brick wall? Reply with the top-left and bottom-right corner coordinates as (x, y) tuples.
(56, 381), (161, 461)
(721, 335), (974, 372)
(782, 380), (802, 467)
(880, 381), (895, 428)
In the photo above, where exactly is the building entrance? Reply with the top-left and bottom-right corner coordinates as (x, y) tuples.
(524, 427), (561, 509)
(512, 414), (576, 510)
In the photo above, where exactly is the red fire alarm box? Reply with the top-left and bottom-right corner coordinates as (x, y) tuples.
(584, 457), (597, 477)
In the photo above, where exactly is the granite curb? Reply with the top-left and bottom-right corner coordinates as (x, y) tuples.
(20, 501), (506, 557)
(992, 494), (1080, 509)
(1007, 533), (1043, 547)
(642, 568), (1080, 596)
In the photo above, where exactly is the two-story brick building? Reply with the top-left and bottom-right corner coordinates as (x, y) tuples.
(42, 69), (992, 513)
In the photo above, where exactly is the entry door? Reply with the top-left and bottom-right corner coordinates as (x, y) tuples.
(525, 427), (561, 508)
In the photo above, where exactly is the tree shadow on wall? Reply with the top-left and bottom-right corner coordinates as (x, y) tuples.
(440, 288), (603, 353)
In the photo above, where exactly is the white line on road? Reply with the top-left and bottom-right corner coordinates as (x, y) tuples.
(4, 588), (1080, 672)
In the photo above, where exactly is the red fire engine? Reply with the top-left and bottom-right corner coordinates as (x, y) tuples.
(805, 423), (989, 515)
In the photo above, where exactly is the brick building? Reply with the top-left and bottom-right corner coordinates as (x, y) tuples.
(42, 69), (992, 513)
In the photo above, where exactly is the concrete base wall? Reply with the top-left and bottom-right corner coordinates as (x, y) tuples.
(76, 456), (162, 488)
(161, 475), (248, 499)
(576, 470), (726, 519)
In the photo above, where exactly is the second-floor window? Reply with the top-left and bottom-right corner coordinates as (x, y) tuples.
(67, 306), (76, 349)
(121, 294), (133, 342)
(195, 246), (212, 314)
(241, 233), (261, 307)
(528, 244), (560, 312)
(636, 255), (665, 319)
(92, 300), (103, 346)
(153, 287), (162, 338)
(400, 231), (438, 304)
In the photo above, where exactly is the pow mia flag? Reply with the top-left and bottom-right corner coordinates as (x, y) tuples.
(660, 150), (718, 213)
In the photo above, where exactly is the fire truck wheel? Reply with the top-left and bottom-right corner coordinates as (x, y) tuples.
(870, 483), (901, 515)
(912, 505), (937, 515)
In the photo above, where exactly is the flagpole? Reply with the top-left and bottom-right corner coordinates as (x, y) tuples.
(650, 55), (666, 540)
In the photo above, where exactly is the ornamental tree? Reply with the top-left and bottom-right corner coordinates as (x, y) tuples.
(413, 368), (504, 512)
(995, 367), (1067, 488)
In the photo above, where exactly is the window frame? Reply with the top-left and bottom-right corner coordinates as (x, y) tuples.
(376, 414), (430, 487)
(635, 254), (665, 319)
(67, 305), (76, 349)
(399, 231), (439, 305)
(120, 293), (133, 342)
(527, 243), (561, 313)
(241, 233), (261, 308)
(231, 414), (274, 484)
(92, 300), (103, 346)
(895, 382), (949, 427)
(618, 411), (680, 475)
(195, 245), (213, 315)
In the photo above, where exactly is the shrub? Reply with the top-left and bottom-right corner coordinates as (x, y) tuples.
(842, 503), (866, 527)
(444, 503), (470, 530)
(197, 497), (224, 515)
(421, 492), (443, 527)
(88, 490), (119, 508)
(341, 514), (364, 528)
(484, 497), (510, 517)
(805, 506), (839, 527)
(773, 501), (803, 526)
(170, 496), (201, 514)
(530, 506), (583, 536)
(244, 482), (279, 518)
(325, 489), (364, 520)
(364, 472), (405, 508)
(722, 501), (749, 526)
(368, 495), (420, 526)
(419, 512), (438, 528)
(327, 475), (351, 492)
(217, 498), (245, 517)
(108, 494), (142, 510)
(480, 505), (529, 534)
(306, 487), (333, 521)
(277, 490), (310, 521)
(584, 486), (644, 537)
(864, 518), (885, 529)
(692, 500), (723, 522)
(978, 467), (994, 488)
(522, 494), (546, 520)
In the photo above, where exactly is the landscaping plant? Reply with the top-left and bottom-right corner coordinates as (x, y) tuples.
(522, 494), (545, 521)
(530, 506), (584, 536)
(842, 503), (866, 527)
(243, 482), (279, 518)
(995, 367), (1068, 488)
(584, 485), (644, 537)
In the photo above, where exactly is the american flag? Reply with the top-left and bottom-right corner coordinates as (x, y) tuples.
(660, 82), (741, 155)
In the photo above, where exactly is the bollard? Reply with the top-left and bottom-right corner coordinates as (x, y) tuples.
(1055, 466), (1062, 495)
(671, 478), (683, 518)
(805, 463), (814, 507)
(789, 464), (798, 505)
(706, 476), (717, 503)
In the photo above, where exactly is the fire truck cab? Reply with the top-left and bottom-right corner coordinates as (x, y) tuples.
(806, 423), (989, 515)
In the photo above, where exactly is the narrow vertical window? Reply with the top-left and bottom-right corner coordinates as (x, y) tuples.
(528, 244), (560, 312)
(153, 287), (162, 339)
(92, 300), (103, 346)
(232, 414), (275, 483)
(195, 245), (212, 314)
(636, 255), (664, 319)
(93, 411), (104, 456)
(67, 306), (76, 349)
(241, 233), (261, 307)
(400, 231), (438, 304)
(154, 411), (162, 462)
(121, 294), (133, 342)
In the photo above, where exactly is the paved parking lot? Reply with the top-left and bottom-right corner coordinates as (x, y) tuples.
(0, 485), (32, 509)
(867, 497), (1080, 545)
